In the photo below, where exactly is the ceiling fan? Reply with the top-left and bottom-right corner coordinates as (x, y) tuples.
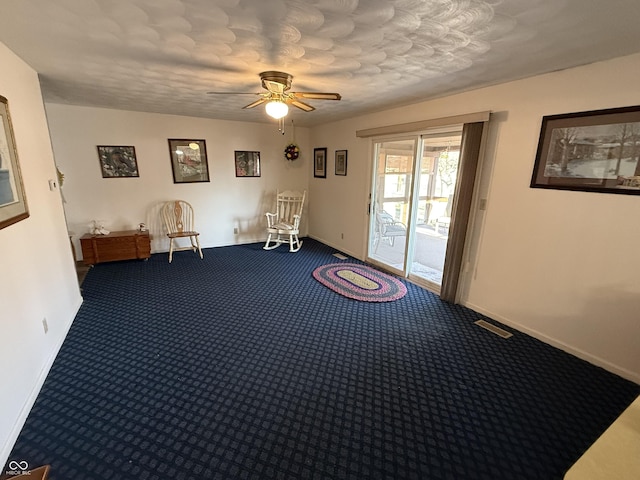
(208, 71), (341, 120)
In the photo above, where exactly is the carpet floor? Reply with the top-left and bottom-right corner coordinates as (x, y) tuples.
(6, 239), (639, 479)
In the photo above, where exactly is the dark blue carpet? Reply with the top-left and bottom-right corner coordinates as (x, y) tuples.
(6, 239), (639, 479)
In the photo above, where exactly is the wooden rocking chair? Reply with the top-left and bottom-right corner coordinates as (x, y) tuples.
(263, 190), (306, 252)
(161, 200), (203, 263)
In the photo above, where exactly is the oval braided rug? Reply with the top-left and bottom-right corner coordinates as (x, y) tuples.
(312, 263), (407, 302)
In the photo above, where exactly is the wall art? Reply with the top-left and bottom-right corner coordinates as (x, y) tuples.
(235, 150), (261, 177)
(314, 147), (327, 178)
(335, 150), (347, 176)
(168, 139), (209, 183)
(97, 145), (139, 178)
(0, 95), (29, 230)
(531, 105), (640, 194)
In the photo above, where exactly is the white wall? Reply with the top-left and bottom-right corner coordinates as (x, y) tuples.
(309, 53), (640, 383)
(44, 104), (311, 257)
(307, 124), (371, 260)
(0, 44), (82, 465)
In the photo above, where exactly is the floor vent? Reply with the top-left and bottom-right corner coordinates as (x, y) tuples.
(333, 253), (348, 260)
(474, 320), (513, 339)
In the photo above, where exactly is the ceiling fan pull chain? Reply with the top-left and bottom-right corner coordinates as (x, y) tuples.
(278, 116), (285, 135)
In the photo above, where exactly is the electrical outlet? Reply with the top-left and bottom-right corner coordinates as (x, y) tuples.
(42, 318), (49, 334)
(233, 227), (239, 234)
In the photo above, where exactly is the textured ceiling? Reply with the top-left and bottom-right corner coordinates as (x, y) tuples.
(1, 0), (639, 127)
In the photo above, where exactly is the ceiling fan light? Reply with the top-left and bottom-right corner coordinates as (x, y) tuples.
(265, 100), (288, 119)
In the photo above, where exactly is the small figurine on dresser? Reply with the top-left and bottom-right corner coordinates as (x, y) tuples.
(89, 220), (110, 235)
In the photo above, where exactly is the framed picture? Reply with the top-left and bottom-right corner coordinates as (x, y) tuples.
(335, 150), (348, 176)
(531, 105), (640, 195)
(97, 145), (139, 178)
(314, 147), (327, 178)
(234, 151), (261, 177)
(0, 95), (29, 230)
(168, 139), (209, 183)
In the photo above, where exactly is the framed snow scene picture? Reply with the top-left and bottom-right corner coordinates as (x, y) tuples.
(531, 105), (640, 195)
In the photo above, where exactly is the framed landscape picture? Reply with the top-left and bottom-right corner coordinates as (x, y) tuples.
(168, 139), (209, 183)
(314, 147), (327, 178)
(234, 151), (261, 177)
(0, 95), (29, 230)
(531, 105), (640, 195)
(335, 150), (347, 176)
(97, 145), (139, 178)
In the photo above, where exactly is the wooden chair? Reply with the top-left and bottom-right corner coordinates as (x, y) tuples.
(161, 200), (203, 263)
(263, 190), (306, 252)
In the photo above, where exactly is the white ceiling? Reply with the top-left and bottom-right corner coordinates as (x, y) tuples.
(1, 0), (639, 127)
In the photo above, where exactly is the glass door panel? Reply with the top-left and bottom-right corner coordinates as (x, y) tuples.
(408, 132), (462, 287)
(367, 138), (416, 273)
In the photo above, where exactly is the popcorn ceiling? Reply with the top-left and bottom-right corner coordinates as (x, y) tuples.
(0, 0), (638, 126)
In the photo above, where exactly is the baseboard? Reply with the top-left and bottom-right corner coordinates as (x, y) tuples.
(462, 301), (640, 385)
(0, 297), (82, 468)
(307, 235), (362, 261)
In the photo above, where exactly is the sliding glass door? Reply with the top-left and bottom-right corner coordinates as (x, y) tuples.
(367, 129), (463, 291)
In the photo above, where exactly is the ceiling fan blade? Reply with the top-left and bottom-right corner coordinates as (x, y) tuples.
(290, 92), (342, 101)
(243, 98), (268, 109)
(207, 91), (260, 95)
(263, 80), (285, 94)
(290, 100), (315, 112)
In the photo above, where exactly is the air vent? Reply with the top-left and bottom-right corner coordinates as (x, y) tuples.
(474, 320), (513, 339)
(333, 253), (348, 260)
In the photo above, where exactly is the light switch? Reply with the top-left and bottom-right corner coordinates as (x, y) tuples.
(48, 179), (57, 191)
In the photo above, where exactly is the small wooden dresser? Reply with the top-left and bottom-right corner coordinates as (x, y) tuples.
(80, 230), (151, 265)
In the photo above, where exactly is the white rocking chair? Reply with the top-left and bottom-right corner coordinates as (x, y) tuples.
(161, 200), (203, 263)
(263, 190), (306, 252)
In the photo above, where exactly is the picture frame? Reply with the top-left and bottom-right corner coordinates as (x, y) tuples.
(97, 145), (139, 178)
(314, 147), (327, 178)
(0, 95), (29, 230)
(335, 150), (348, 176)
(531, 105), (640, 195)
(234, 151), (261, 177)
(168, 139), (209, 183)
